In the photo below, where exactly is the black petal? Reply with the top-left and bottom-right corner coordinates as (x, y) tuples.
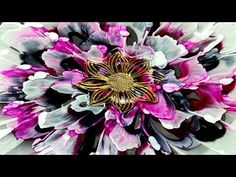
(198, 48), (221, 71)
(192, 118), (226, 141)
(20, 50), (46, 67)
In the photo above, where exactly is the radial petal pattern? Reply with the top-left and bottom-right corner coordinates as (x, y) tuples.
(0, 22), (236, 155)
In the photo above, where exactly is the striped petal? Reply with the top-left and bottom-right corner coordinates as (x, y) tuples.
(86, 62), (112, 76)
(132, 83), (156, 102)
(113, 101), (134, 113)
(108, 51), (129, 73)
(128, 59), (150, 79)
(90, 88), (114, 105)
(78, 77), (109, 91)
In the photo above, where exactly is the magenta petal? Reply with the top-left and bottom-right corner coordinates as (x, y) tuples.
(0, 65), (49, 78)
(62, 69), (86, 85)
(13, 119), (40, 139)
(92, 25), (127, 48)
(153, 22), (185, 39)
(52, 38), (82, 54)
(139, 92), (176, 120)
(105, 105), (138, 127)
(1, 101), (46, 139)
(170, 52), (208, 88)
(2, 101), (38, 122)
(222, 95), (236, 111)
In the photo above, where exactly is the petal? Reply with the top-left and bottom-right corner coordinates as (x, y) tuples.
(57, 22), (100, 38)
(151, 51), (168, 69)
(162, 69), (183, 93)
(113, 100), (134, 113)
(70, 94), (105, 115)
(42, 49), (70, 74)
(109, 124), (141, 151)
(128, 59), (150, 78)
(51, 81), (78, 94)
(140, 92), (176, 120)
(90, 24), (127, 49)
(159, 110), (192, 129)
(136, 142), (156, 155)
(62, 69), (86, 85)
(0, 132), (24, 154)
(52, 38), (82, 54)
(132, 83), (156, 102)
(84, 45), (105, 62)
(154, 22), (195, 39)
(90, 88), (114, 105)
(0, 23), (22, 67)
(32, 129), (83, 155)
(108, 50), (128, 73)
(105, 105), (138, 127)
(1, 101), (47, 139)
(145, 35), (188, 62)
(214, 22), (236, 55)
(118, 22), (153, 44)
(38, 106), (76, 129)
(22, 73), (58, 100)
(78, 77), (109, 91)
(125, 45), (155, 60)
(190, 106), (226, 124)
(154, 22), (218, 53)
(183, 85), (222, 118)
(170, 52), (208, 88)
(1, 26), (53, 53)
(95, 130), (118, 155)
(0, 65), (47, 78)
(87, 61), (112, 76)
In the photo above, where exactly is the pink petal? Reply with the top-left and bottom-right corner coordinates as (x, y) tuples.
(62, 69), (86, 85)
(109, 124), (140, 151)
(105, 105), (138, 127)
(1, 101), (46, 139)
(139, 92), (176, 120)
(170, 52), (208, 88)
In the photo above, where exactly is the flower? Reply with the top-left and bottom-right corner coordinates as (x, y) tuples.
(0, 22), (236, 155)
(77, 50), (160, 113)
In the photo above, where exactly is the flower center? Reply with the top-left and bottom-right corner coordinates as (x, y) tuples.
(108, 73), (134, 92)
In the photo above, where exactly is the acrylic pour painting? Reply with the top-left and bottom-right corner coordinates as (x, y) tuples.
(0, 22), (236, 155)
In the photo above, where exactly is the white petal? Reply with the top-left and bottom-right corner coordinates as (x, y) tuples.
(214, 22), (236, 54)
(95, 131), (118, 155)
(70, 94), (105, 115)
(189, 107), (226, 123)
(148, 136), (160, 150)
(109, 124), (140, 151)
(151, 51), (167, 69)
(159, 110), (192, 129)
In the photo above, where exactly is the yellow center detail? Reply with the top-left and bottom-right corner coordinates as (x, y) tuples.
(108, 73), (134, 92)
